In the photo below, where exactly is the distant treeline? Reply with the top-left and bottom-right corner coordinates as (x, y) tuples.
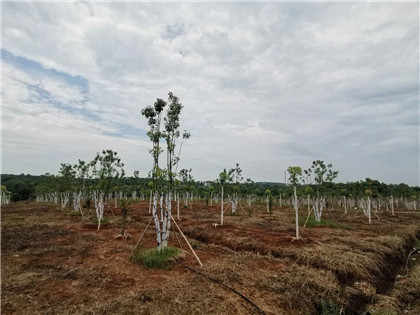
(2, 173), (419, 202)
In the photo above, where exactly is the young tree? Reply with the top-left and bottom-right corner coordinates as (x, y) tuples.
(227, 163), (243, 214)
(179, 168), (194, 207)
(265, 189), (273, 218)
(141, 92), (189, 251)
(365, 189), (372, 224)
(1, 185), (11, 205)
(305, 160), (338, 222)
(57, 163), (76, 210)
(218, 169), (229, 225)
(288, 166), (302, 239)
(142, 98), (166, 250)
(90, 150), (125, 230)
(160, 92), (187, 249)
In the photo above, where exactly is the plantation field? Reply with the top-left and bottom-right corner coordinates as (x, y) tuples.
(2, 201), (420, 314)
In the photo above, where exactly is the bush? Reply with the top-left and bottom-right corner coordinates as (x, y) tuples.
(131, 246), (180, 269)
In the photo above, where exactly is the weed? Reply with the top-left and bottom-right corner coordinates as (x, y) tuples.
(131, 246), (180, 269)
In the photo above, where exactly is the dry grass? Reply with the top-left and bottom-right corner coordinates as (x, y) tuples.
(367, 263), (420, 314)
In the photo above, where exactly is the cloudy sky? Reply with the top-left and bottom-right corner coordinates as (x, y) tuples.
(1, 2), (419, 185)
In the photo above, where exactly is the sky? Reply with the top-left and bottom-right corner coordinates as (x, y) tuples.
(1, 2), (419, 186)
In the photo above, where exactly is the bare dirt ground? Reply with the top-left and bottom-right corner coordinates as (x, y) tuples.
(2, 201), (420, 314)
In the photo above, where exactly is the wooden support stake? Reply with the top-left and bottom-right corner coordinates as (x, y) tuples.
(303, 208), (313, 229)
(129, 216), (153, 261)
(223, 202), (231, 214)
(170, 214), (203, 267)
(172, 226), (184, 250)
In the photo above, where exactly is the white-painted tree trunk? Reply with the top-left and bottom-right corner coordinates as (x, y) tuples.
(344, 196), (347, 214)
(94, 191), (104, 230)
(313, 197), (325, 222)
(294, 186), (300, 239)
(73, 192), (81, 212)
(221, 186), (224, 225)
(151, 192), (162, 250)
(391, 195), (394, 216)
(266, 195), (269, 213)
(149, 190), (152, 214)
(307, 195), (310, 215)
(61, 192), (69, 211)
(231, 193), (238, 214)
(161, 191), (173, 250)
(160, 194), (164, 223)
(177, 192), (180, 220)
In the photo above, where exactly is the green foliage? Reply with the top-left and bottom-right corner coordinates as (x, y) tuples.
(287, 166), (302, 186)
(131, 246), (180, 269)
(218, 169), (228, 185)
(1, 173), (45, 201)
(306, 160), (339, 185)
(91, 149), (125, 196)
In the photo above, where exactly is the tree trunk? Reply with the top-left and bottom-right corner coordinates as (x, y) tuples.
(221, 186), (224, 225)
(152, 192), (162, 250)
(294, 186), (300, 239)
(149, 190), (152, 214)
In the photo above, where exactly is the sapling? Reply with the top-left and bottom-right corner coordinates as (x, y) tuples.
(73, 192), (82, 213)
(94, 191), (105, 230)
(117, 199), (131, 239)
(365, 190), (372, 224)
(305, 160), (338, 222)
(1, 186), (11, 205)
(288, 166), (302, 239)
(61, 192), (70, 211)
(227, 164), (243, 214)
(218, 170), (228, 225)
(141, 92), (189, 251)
(265, 189), (273, 218)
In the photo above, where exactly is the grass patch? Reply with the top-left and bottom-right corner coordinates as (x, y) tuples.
(69, 211), (82, 216)
(131, 246), (180, 269)
(91, 217), (109, 224)
(299, 215), (351, 229)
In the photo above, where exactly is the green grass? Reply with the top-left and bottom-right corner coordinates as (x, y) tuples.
(131, 246), (180, 269)
(91, 217), (109, 224)
(299, 215), (352, 230)
(69, 211), (82, 216)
